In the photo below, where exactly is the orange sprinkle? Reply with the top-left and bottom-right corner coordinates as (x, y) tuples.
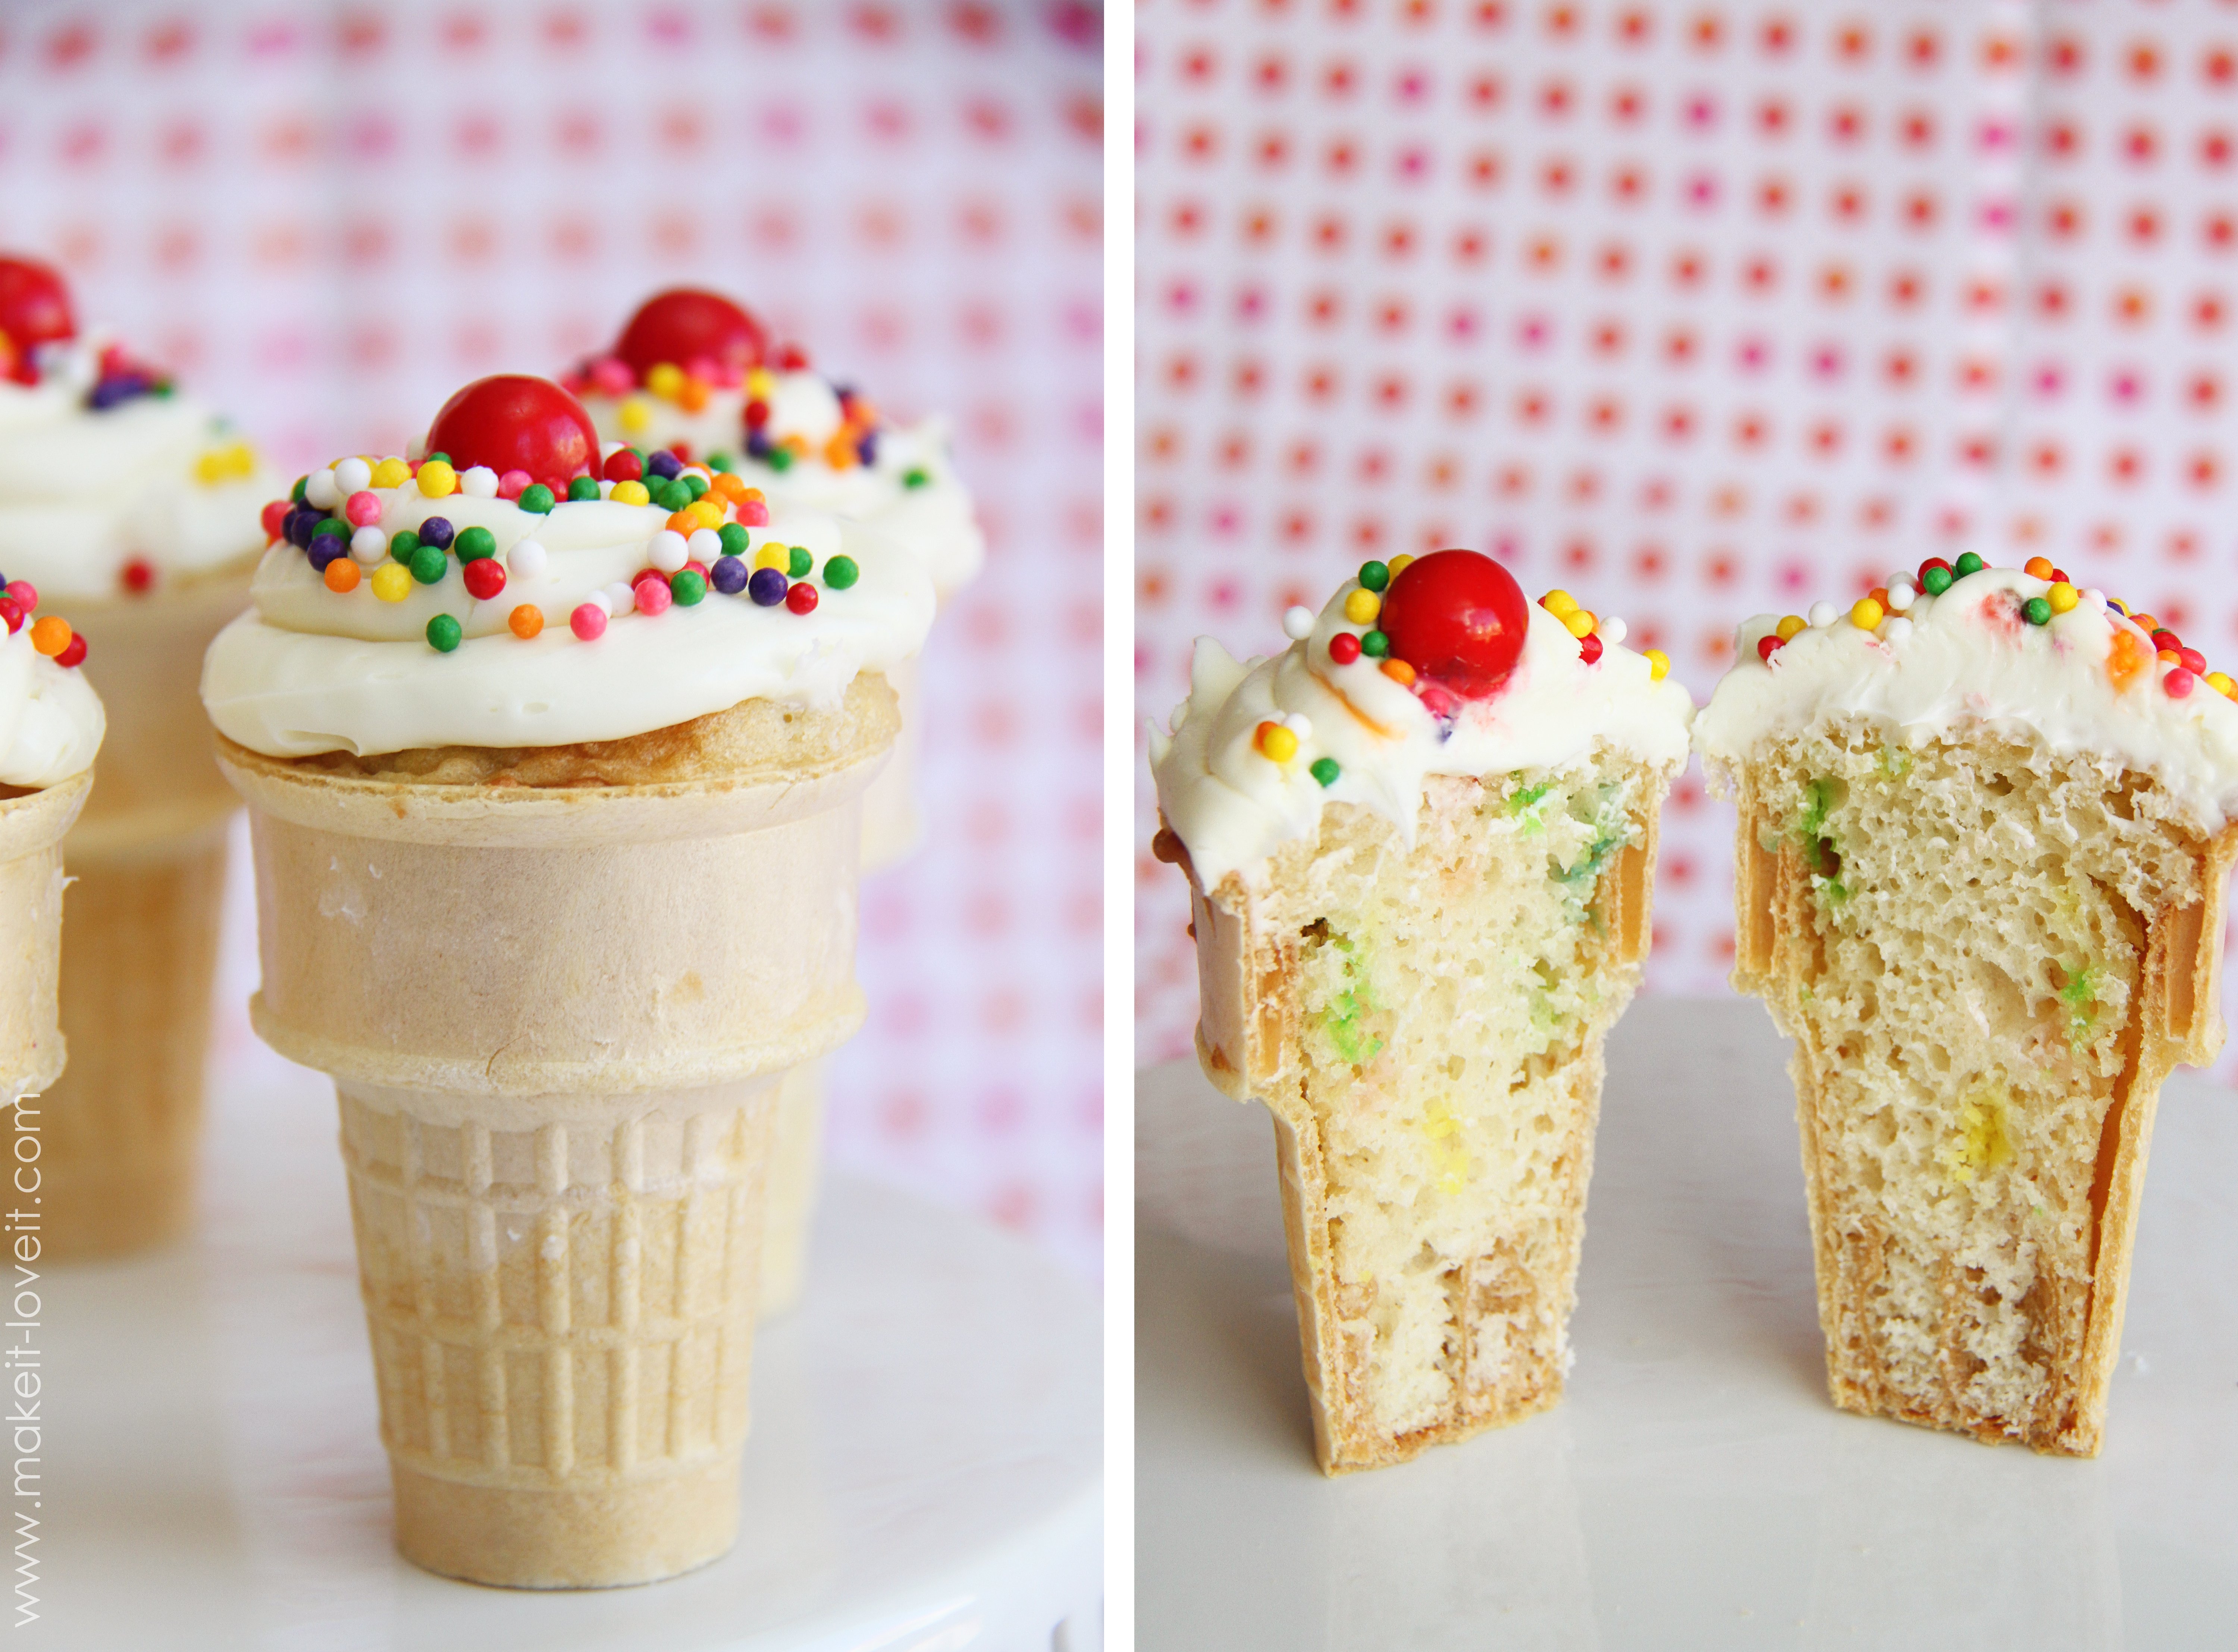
(28, 616), (69, 657)
(677, 376), (711, 413)
(2107, 627), (2148, 687)
(710, 472), (747, 503)
(2159, 648), (2182, 665)
(2129, 612), (2160, 634)
(2024, 555), (2056, 580)
(1868, 586), (1890, 609)
(666, 510), (698, 535)
(1380, 657), (1418, 686)
(323, 558), (360, 593)
(824, 430), (859, 471)
(741, 486), (766, 505)
(509, 604), (544, 640)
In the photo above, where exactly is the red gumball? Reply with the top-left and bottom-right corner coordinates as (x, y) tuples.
(0, 256), (75, 385)
(1376, 549), (1532, 699)
(423, 376), (601, 491)
(613, 289), (768, 380)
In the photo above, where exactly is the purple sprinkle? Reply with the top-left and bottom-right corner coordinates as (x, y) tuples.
(285, 508), (316, 548)
(305, 539), (345, 572)
(419, 515), (455, 550)
(747, 566), (787, 606)
(855, 430), (878, 468)
(646, 450), (683, 481)
(745, 429), (773, 459)
(711, 554), (748, 595)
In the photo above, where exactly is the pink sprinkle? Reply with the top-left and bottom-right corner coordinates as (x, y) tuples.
(2166, 668), (2197, 698)
(635, 576), (673, 616)
(590, 357), (633, 395)
(631, 565), (666, 589)
(740, 501), (769, 527)
(260, 498), (289, 539)
(6, 580), (36, 614)
(569, 602), (606, 641)
(684, 354), (721, 385)
(344, 490), (383, 527)
(684, 559), (709, 578)
(497, 469), (530, 500)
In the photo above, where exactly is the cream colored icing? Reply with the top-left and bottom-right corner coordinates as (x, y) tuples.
(1149, 583), (1695, 893)
(201, 482), (934, 760)
(0, 333), (280, 599)
(1695, 565), (2238, 830)
(578, 373), (984, 598)
(0, 626), (102, 789)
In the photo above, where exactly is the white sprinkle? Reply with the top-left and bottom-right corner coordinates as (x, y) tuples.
(1886, 580), (1916, 612)
(587, 589), (614, 618)
(687, 527), (725, 562)
(460, 465), (499, 498)
(598, 480), (616, 498)
(304, 468), (339, 509)
(647, 530), (689, 573)
(605, 581), (636, 617)
(1283, 713), (1313, 740)
(2083, 587), (2108, 611)
(601, 439), (627, 459)
(332, 457), (372, 495)
(1880, 616), (1914, 647)
(348, 525), (388, 565)
(508, 538), (548, 579)
(1282, 605), (1316, 641)
(1808, 600), (1839, 628)
(1599, 616), (1627, 645)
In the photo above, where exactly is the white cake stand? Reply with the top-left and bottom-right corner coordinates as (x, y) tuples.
(1140, 997), (2238, 1649)
(35, 1056), (1100, 1651)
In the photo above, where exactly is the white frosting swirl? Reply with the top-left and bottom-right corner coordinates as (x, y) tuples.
(201, 480), (934, 759)
(1696, 566), (2238, 830)
(1149, 583), (1695, 892)
(0, 626), (103, 789)
(578, 373), (984, 598)
(0, 333), (280, 599)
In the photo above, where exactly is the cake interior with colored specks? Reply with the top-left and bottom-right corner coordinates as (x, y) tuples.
(1698, 553), (2238, 1454)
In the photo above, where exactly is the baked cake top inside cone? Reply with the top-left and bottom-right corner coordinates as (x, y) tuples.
(200, 374), (935, 762)
(0, 575), (102, 790)
(1696, 557), (2238, 831)
(1149, 549), (1694, 892)
(0, 254), (281, 603)
(566, 289), (983, 600)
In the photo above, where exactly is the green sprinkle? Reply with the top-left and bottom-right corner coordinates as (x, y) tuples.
(454, 526), (496, 561)
(425, 613), (462, 652)
(671, 569), (707, 606)
(518, 484), (555, 514)
(1358, 559), (1390, 593)
(408, 543), (447, 584)
(707, 452), (734, 472)
(2024, 596), (2053, 626)
(290, 474), (309, 504)
(1310, 756), (1341, 787)
(1360, 629), (1389, 658)
(823, 554), (859, 590)
(787, 545), (812, 578)
(567, 476), (601, 502)
(717, 522), (750, 558)
(902, 466), (930, 489)
(1955, 551), (1985, 577)
(681, 473), (709, 501)
(768, 448), (795, 474)
(310, 517), (348, 540)
(389, 529), (420, 563)
(1922, 565), (1953, 595)
(1507, 780), (1554, 816)
(424, 451), (450, 465)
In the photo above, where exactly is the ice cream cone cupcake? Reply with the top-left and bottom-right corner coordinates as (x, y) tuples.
(569, 290), (986, 1314)
(1, 579), (103, 1102)
(202, 375), (932, 1587)
(1698, 557), (2238, 1455)
(1149, 551), (1692, 1471)
(0, 254), (281, 1256)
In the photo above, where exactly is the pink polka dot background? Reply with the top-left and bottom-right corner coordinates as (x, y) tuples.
(0, 0), (1103, 1276)
(1138, 0), (2238, 1085)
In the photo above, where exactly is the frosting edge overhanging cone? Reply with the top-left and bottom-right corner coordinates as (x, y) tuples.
(1150, 548), (1695, 894)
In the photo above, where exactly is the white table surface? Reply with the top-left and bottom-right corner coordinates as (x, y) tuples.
(1137, 997), (2238, 1651)
(35, 1057), (1101, 1652)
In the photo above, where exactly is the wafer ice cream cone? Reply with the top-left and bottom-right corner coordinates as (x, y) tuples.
(1150, 551), (1692, 1471)
(0, 254), (279, 1253)
(1698, 558), (2238, 1454)
(571, 291), (985, 1312)
(203, 375), (932, 1586)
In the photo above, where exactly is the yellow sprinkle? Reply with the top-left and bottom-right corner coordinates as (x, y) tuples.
(1541, 589), (1579, 617)
(1387, 554), (1415, 577)
(610, 479), (651, 506)
(1851, 598), (1885, 631)
(688, 497), (725, 532)
(746, 368), (776, 398)
(194, 451), (227, 484)
(2047, 581), (2079, 614)
(2209, 671), (2237, 700)
(1255, 721), (1299, 762)
(1775, 614), (1808, 642)
(1562, 608), (1595, 640)
(370, 563), (412, 602)
(645, 362), (686, 400)
(753, 545), (789, 571)
(1343, 588), (1381, 625)
(617, 396), (652, 435)
(1645, 648), (1670, 681)
(371, 457), (410, 489)
(416, 459), (458, 498)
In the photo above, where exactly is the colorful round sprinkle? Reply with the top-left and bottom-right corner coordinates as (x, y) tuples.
(426, 614), (462, 652)
(785, 580), (818, 615)
(570, 602), (606, 640)
(748, 567), (788, 606)
(823, 555), (858, 590)
(1328, 631), (1362, 665)
(1358, 560), (1390, 593)
(1310, 756), (1341, 787)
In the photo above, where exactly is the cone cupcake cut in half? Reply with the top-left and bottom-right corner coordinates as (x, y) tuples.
(0, 254), (279, 1255)
(1696, 555), (2238, 1455)
(202, 375), (933, 1587)
(1150, 551), (1692, 1472)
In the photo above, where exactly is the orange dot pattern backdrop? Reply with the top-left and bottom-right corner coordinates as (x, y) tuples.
(0, 0), (1104, 1275)
(1137, 0), (2238, 1082)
